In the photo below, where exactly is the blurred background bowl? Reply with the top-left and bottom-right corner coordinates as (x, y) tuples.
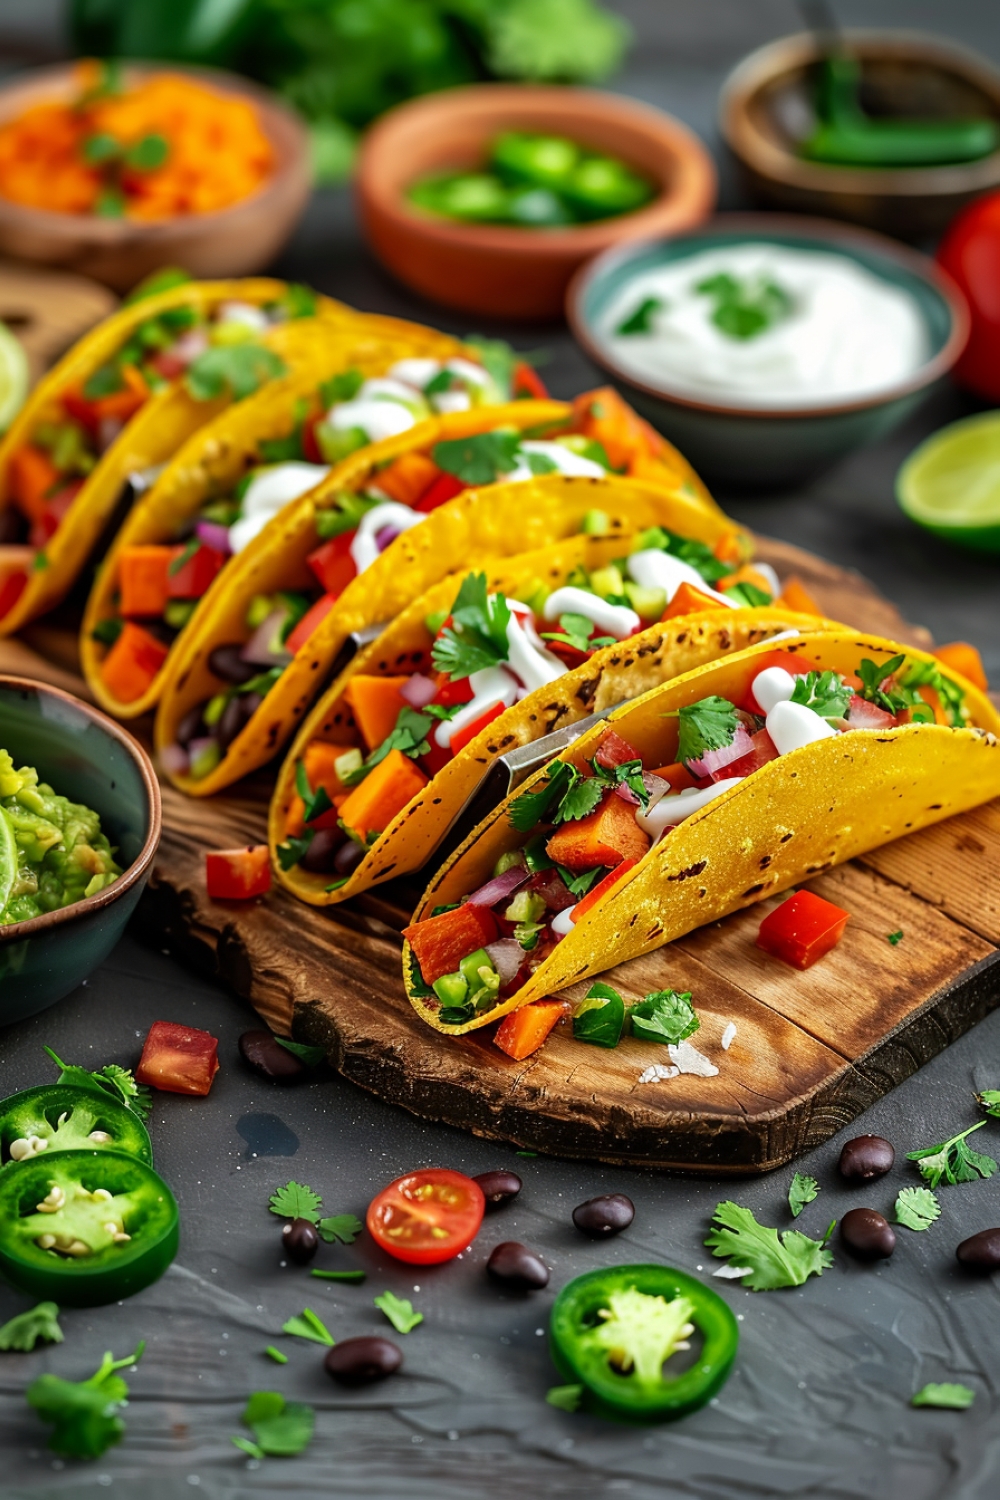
(0, 676), (161, 1023)
(720, 30), (1000, 241)
(0, 62), (311, 291)
(567, 214), (969, 491)
(357, 83), (717, 321)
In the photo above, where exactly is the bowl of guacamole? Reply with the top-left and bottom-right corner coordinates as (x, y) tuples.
(0, 676), (161, 1023)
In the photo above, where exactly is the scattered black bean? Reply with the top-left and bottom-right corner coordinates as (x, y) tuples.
(217, 690), (261, 751)
(176, 705), (207, 748)
(333, 837), (366, 877)
(325, 1336), (402, 1386)
(209, 643), (259, 685)
(956, 1227), (1000, 1271)
(300, 829), (344, 874)
(474, 1170), (522, 1210)
(572, 1193), (634, 1238)
(239, 1029), (307, 1083)
(282, 1217), (319, 1265)
(840, 1207), (896, 1260)
(838, 1135), (895, 1182)
(486, 1241), (549, 1290)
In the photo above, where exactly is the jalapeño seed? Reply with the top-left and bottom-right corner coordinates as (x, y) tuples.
(838, 1135), (895, 1181)
(840, 1207), (896, 1260)
(572, 1193), (635, 1237)
(282, 1217), (319, 1265)
(486, 1241), (549, 1290)
(473, 1170), (522, 1210)
(325, 1336), (402, 1386)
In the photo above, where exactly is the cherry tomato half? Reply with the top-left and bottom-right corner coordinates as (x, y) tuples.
(367, 1168), (485, 1265)
(936, 193), (1000, 400)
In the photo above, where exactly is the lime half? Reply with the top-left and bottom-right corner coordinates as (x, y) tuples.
(898, 411), (1000, 554)
(0, 320), (27, 434)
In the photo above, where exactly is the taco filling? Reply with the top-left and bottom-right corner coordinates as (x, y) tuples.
(403, 647), (969, 1026)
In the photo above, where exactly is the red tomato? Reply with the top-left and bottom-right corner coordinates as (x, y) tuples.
(448, 700), (504, 755)
(205, 845), (272, 900)
(285, 592), (337, 654)
(415, 472), (464, 513)
(367, 1168), (485, 1265)
(136, 1020), (220, 1096)
(307, 532), (357, 595)
(756, 890), (850, 971)
(168, 543), (225, 600)
(511, 361), (549, 400)
(936, 195), (998, 399)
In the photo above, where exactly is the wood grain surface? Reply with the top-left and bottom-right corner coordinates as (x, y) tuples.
(3, 534), (997, 1173)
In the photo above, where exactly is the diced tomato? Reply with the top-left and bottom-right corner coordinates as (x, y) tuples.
(285, 592), (337, 654)
(449, 700), (505, 756)
(119, 544), (174, 617)
(544, 637), (590, 668)
(511, 361), (549, 400)
(26, 481), (84, 548)
(205, 844), (272, 900)
(415, 471), (464, 512)
(662, 580), (729, 620)
(494, 998), (567, 1060)
(432, 671), (474, 707)
(403, 901), (498, 985)
(714, 727), (779, 781)
(545, 791), (650, 871)
(135, 1020), (220, 1097)
(9, 446), (61, 522)
(307, 531), (357, 595)
(571, 857), (638, 922)
(0, 546), (31, 618)
(375, 452), (439, 507)
(649, 761), (699, 793)
(168, 543), (225, 600)
(775, 575), (823, 617)
(757, 889), (850, 970)
(934, 641), (988, 692)
(594, 729), (641, 769)
(301, 413), (323, 464)
(100, 621), (169, 704)
(845, 694), (897, 731)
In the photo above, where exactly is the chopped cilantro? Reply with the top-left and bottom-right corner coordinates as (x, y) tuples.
(546, 1383), (583, 1411)
(277, 830), (314, 870)
(314, 490), (379, 539)
(556, 775), (605, 824)
(431, 572), (511, 679)
(894, 1186), (940, 1232)
(185, 344), (286, 402)
(232, 1391), (315, 1458)
(374, 1290), (423, 1333)
(887, 929), (904, 946)
(705, 1202), (834, 1290)
(269, 1181), (323, 1222)
(633, 526), (733, 585)
(341, 705), (432, 786)
(281, 1308), (334, 1346)
(616, 296), (663, 335)
(509, 760), (577, 832)
(899, 658), (966, 726)
(431, 429), (523, 486)
(295, 760), (334, 826)
(44, 1046), (151, 1120)
(0, 1302), (63, 1352)
(555, 863), (605, 898)
(906, 1121), (997, 1188)
(27, 1343), (143, 1459)
(317, 1213), (363, 1245)
(787, 1173), (819, 1218)
(590, 754), (650, 807)
(912, 1383), (974, 1410)
(856, 654), (908, 714)
(696, 272), (793, 341)
(525, 450), (558, 475)
(319, 368), (363, 407)
(790, 671), (851, 720)
(628, 989), (699, 1045)
(674, 695), (739, 767)
(542, 611), (616, 654)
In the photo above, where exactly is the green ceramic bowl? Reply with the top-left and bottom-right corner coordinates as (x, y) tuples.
(566, 214), (969, 490)
(0, 676), (161, 1024)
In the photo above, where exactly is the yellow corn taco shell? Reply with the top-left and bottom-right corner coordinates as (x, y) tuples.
(270, 532), (830, 905)
(81, 319), (471, 717)
(404, 631), (1000, 1033)
(0, 277), (356, 635)
(155, 448), (738, 797)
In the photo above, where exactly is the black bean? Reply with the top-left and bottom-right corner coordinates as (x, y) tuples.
(217, 691), (260, 751)
(209, 643), (259, 685)
(176, 705), (207, 748)
(325, 1336), (402, 1386)
(572, 1193), (634, 1238)
(838, 1135), (895, 1182)
(956, 1228), (1000, 1271)
(474, 1170), (522, 1210)
(239, 1029), (307, 1082)
(300, 829), (344, 874)
(333, 838), (366, 876)
(0, 507), (25, 545)
(840, 1207), (896, 1260)
(282, 1217), (319, 1265)
(486, 1241), (549, 1290)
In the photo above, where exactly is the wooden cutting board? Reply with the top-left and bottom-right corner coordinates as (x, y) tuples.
(5, 535), (999, 1174)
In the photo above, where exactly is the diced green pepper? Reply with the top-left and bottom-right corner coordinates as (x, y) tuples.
(572, 982), (626, 1048)
(432, 971), (468, 1008)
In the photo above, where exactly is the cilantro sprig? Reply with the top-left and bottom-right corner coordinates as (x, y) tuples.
(790, 671), (851, 721)
(44, 1046), (151, 1121)
(341, 706), (434, 788)
(431, 430), (522, 486)
(282, 1308), (334, 1345)
(268, 1181), (363, 1244)
(787, 1173), (819, 1219)
(628, 989), (698, 1044)
(590, 754), (650, 807)
(27, 1343), (144, 1459)
(232, 1391), (315, 1458)
(542, 611), (615, 655)
(705, 1202), (835, 1291)
(906, 1121), (997, 1188)
(674, 696), (739, 768)
(374, 1290), (423, 1334)
(431, 573), (511, 680)
(185, 344), (286, 402)
(509, 761), (605, 833)
(894, 1187), (940, 1232)
(696, 271), (793, 341)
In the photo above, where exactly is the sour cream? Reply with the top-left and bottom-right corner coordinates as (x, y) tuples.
(229, 462), (330, 552)
(542, 586), (639, 640)
(600, 243), (928, 408)
(329, 397), (418, 443)
(626, 549), (735, 608)
(502, 441), (606, 483)
(349, 501), (426, 574)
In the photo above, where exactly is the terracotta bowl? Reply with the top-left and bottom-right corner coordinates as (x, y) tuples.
(356, 84), (717, 321)
(720, 30), (1000, 241)
(0, 63), (311, 292)
(0, 675), (161, 1023)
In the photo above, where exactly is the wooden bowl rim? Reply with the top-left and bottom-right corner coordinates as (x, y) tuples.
(357, 83), (717, 257)
(0, 60), (309, 243)
(720, 28), (1000, 196)
(0, 674), (162, 942)
(566, 211), (971, 421)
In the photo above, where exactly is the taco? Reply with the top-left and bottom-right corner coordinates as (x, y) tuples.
(154, 390), (718, 796)
(401, 632), (1000, 1034)
(80, 325), (521, 716)
(0, 273), (350, 635)
(270, 518), (830, 902)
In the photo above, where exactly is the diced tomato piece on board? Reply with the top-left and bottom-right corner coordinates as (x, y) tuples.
(757, 890), (850, 970)
(403, 902), (499, 986)
(511, 362), (549, 401)
(205, 844), (272, 900)
(136, 1020), (220, 1097)
(845, 694), (897, 731)
(416, 472), (464, 513)
(713, 728), (779, 781)
(307, 531), (357, 595)
(545, 791), (650, 872)
(570, 857), (638, 922)
(100, 621), (169, 704)
(168, 544), (225, 600)
(594, 729), (640, 769)
(449, 700), (505, 756)
(494, 998), (567, 1060)
(285, 592), (337, 654)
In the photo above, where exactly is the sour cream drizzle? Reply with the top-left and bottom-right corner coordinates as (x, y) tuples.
(229, 462), (330, 553)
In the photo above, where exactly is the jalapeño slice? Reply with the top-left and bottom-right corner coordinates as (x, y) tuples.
(0, 1085), (153, 1167)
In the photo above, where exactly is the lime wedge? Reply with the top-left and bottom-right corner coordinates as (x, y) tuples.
(0, 320), (27, 434)
(897, 412), (1000, 553)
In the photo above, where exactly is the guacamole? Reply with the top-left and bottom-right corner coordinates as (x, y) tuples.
(0, 750), (122, 925)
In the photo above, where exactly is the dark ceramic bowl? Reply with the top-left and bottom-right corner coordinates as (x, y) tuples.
(0, 677), (160, 1023)
(566, 214), (969, 490)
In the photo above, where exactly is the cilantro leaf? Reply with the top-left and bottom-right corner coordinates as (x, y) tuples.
(899, 659), (966, 726)
(374, 1290), (423, 1334)
(431, 429), (523, 486)
(555, 863), (605, 898)
(233, 1391), (314, 1458)
(320, 367), (363, 407)
(282, 1308), (334, 1346)
(894, 1186), (941, 1232)
(431, 572), (511, 680)
(317, 1213), (363, 1245)
(27, 1343), (143, 1459)
(294, 760), (334, 826)
(269, 1182), (323, 1223)
(43, 1047), (150, 1121)
(675, 696), (739, 767)
(912, 1383), (974, 1410)
(634, 526), (733, 586)
(340, 705), (432, 787)
(277, 830), (314, 870)
(590, 755), (650, 807)
(185, 345), (286, 402)
(0, 1302), (63, 1352)
(525, 450), (558, 475)
(790, 670), (851, 720)
(275, 1037), (326, 1068)
(616, 296), (663, 335)
(705, 1202), (834, 1291)
(887, 929), (904, 946)
(696, 271), (793, 341)
(906, 1121), (997, 1188)
(856, 653), (908, 714)
(975, 1089), (1000, 1117)
(546, 1383), (583, 1411)
(628, 989), (699, 1045)
(787, 1173), (819, 1218)
(556, 775), (604, 824)
(509, 761), (577, 833)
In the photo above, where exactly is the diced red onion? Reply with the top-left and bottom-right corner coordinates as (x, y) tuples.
(686, 723), (754, 779)
(613, 782), (640, 806)
(527, 868), (576, 912)
(240, 607), (293, 667)
(98, 417), (124, 454)
(375, 525), (401, 552)
(186, 736), (216, 763)
(399, 673), (438, 708)
(195, 520), (232, 555)
(485, 939), (524, 986)
(642, 771), (670, 802)
(467, 865), (530, 908)
(159, 743), (189, 775)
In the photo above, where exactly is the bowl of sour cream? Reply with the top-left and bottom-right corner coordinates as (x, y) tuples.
(567, 215), (968, 489)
